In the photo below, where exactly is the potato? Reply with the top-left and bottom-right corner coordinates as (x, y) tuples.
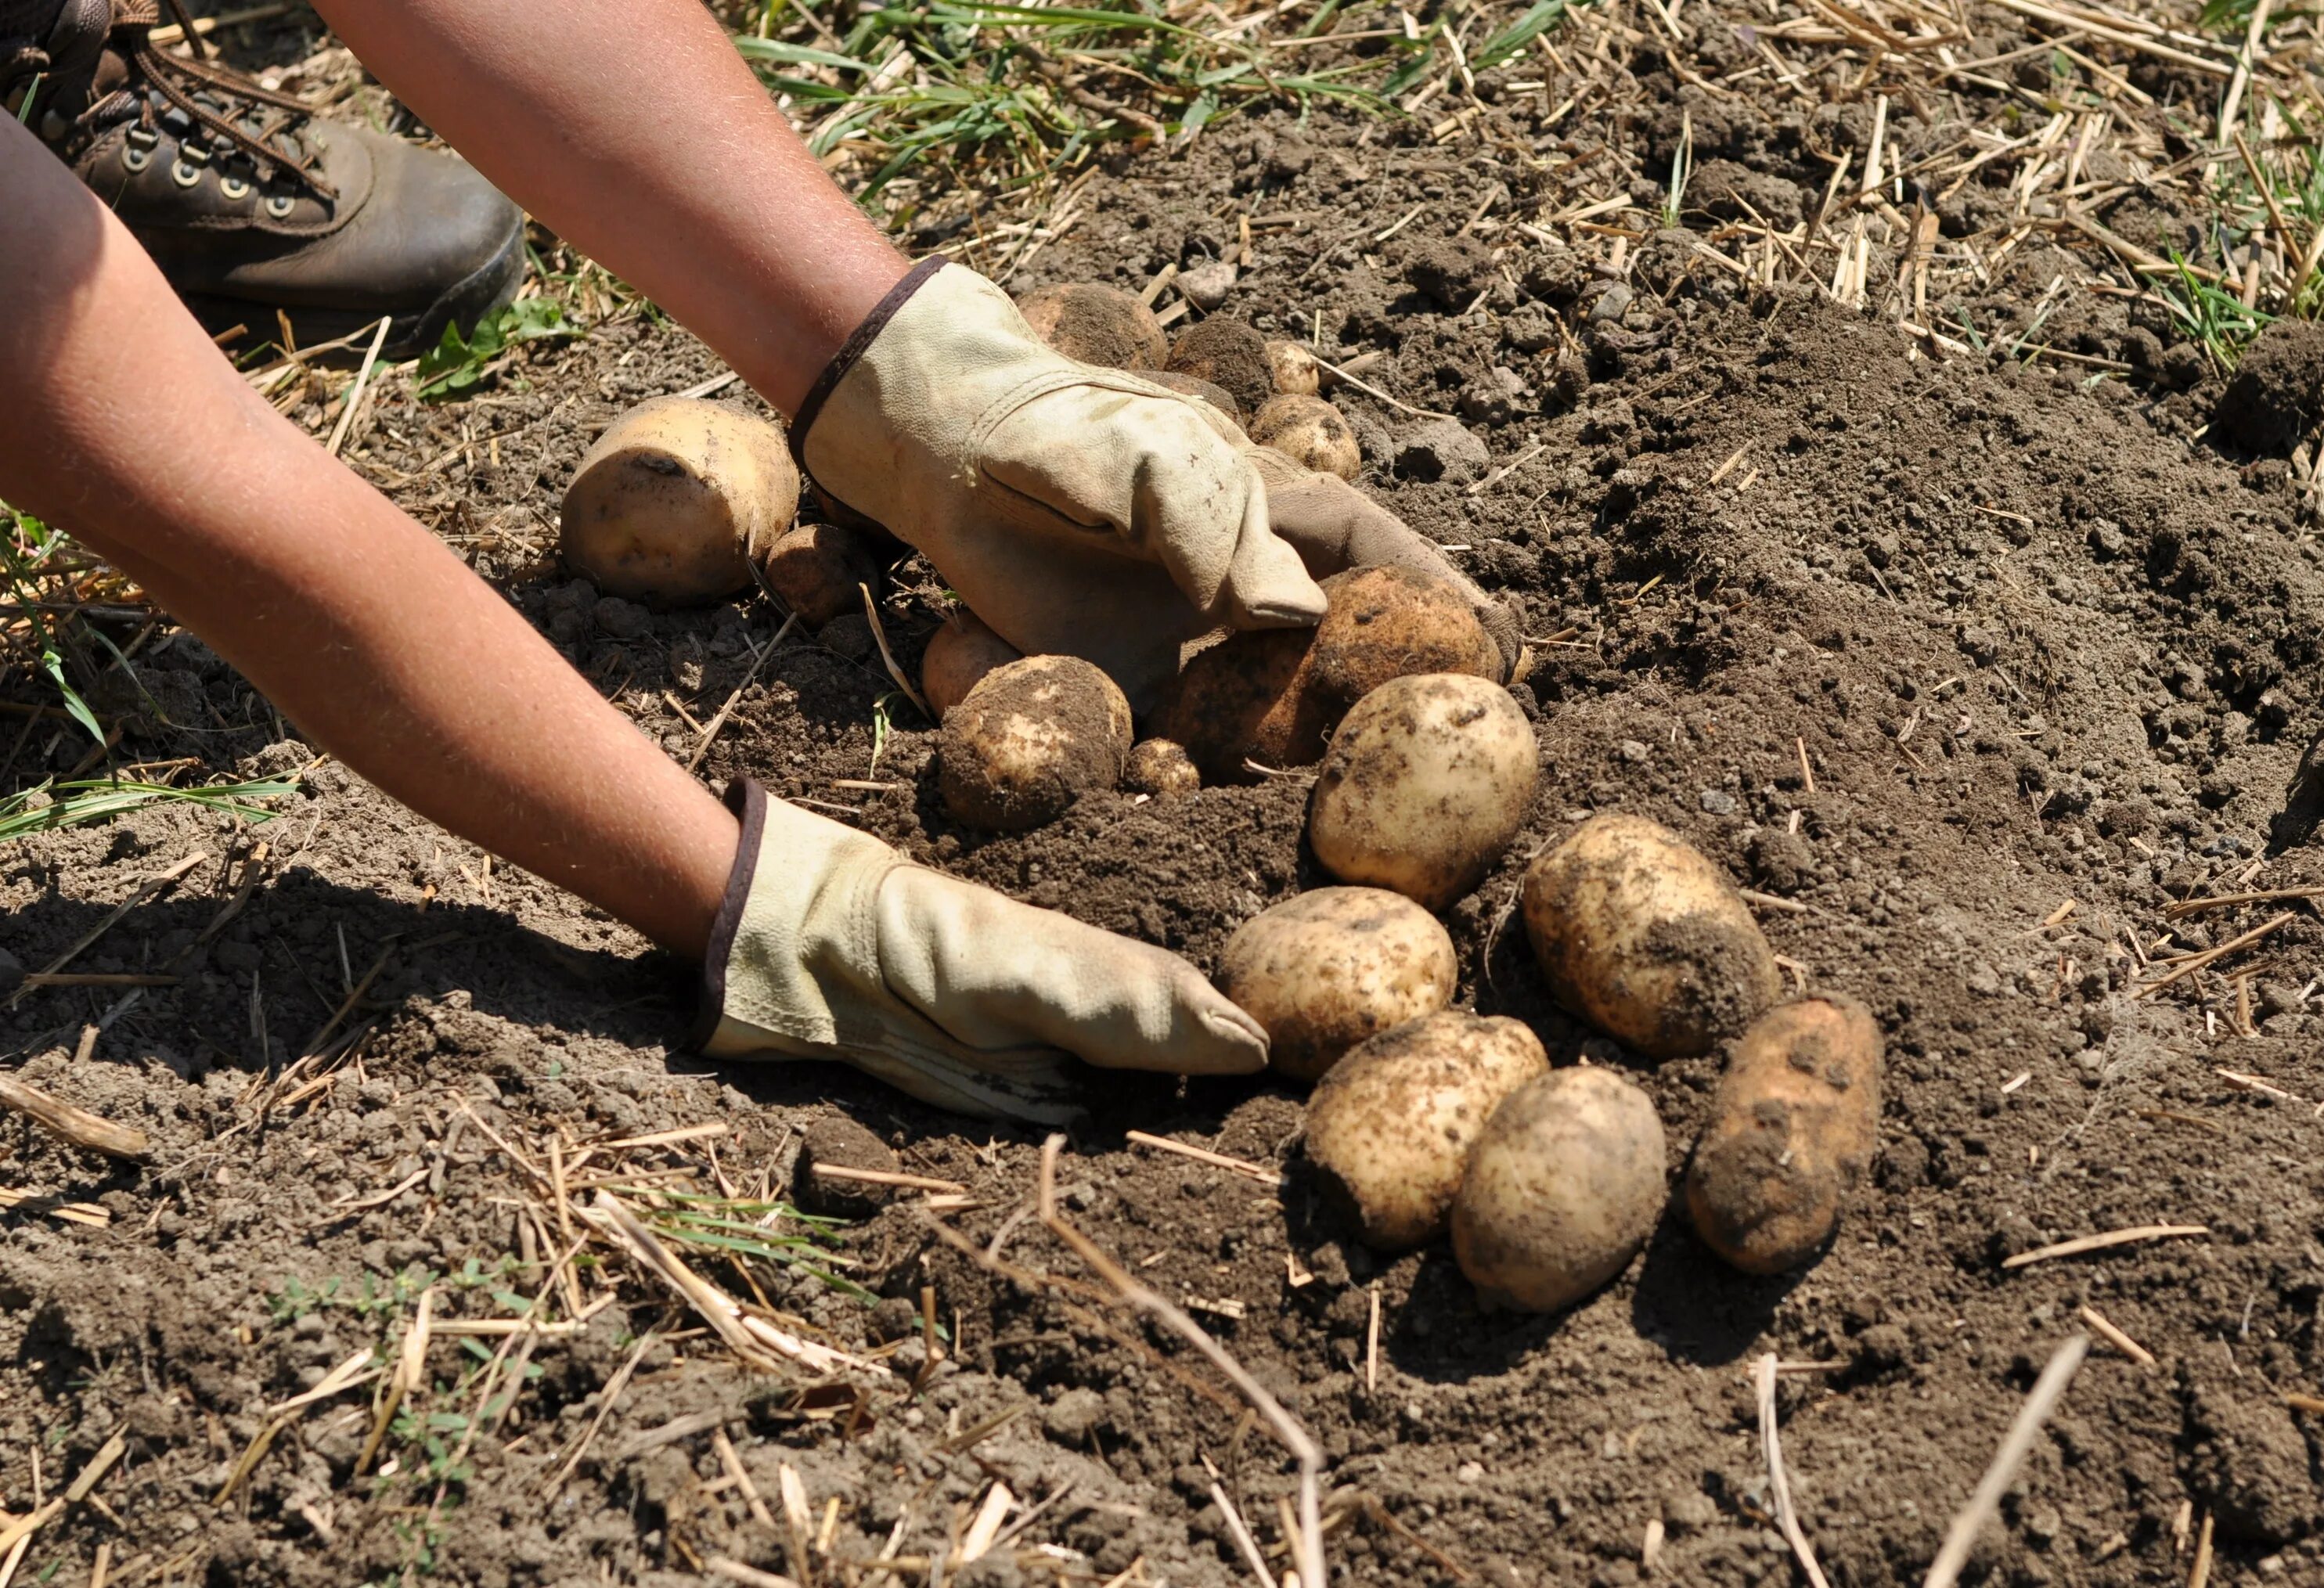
(1304, 1011), (1548, 1250)
(922, 610), (1022, 718)
(1307, 673), (1538, 911)
(1265, 339), (1321, 397)
(1166, 318), (1273, 423)
(1685, 996), (1882, 1275)
(1150, 627), (1330, 783)
(1521, 813), (1782, 1060)
(760, 522), (876, 630)
(560, 397), (797, 605)
(1310, 567), (1503, 707)
(1123, 738), (1201, 797)
(1451, 1066), (1666, 1312)
(1217, 888), (1457, 1082)
(1015, 282), (1169, 369)
(1250, 394), (1361, 481)
(939, 656), (1132, 831)
(1144, 369), (1244, 430)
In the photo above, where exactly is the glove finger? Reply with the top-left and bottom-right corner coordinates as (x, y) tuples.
(879, 868), (1269, 1077)
(982, 388), (1325, 628)
(1250, 449), (1520, 675)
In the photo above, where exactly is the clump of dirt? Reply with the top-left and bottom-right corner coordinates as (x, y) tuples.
(4, 4), (2323, 1586)
(2215, 319), (2324, 456)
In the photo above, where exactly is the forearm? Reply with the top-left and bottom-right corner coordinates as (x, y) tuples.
(0, 123), (735, 956)
(309, 0), (909, 414)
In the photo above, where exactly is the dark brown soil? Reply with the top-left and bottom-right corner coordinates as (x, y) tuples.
(4, 3), (2322, 1586)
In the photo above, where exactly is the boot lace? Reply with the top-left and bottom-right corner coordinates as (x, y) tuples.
(88, 0), (336, 200)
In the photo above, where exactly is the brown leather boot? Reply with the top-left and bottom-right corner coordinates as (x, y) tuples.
(3, 0), (524, 358)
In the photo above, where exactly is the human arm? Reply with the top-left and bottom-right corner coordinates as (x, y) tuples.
(0, 123), (1263, 1112)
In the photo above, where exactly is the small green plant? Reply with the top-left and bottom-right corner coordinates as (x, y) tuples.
(2, 510), (105, 747)
(638, 1192), (877, 1305)
(0, 774), (297, 842)
(2154, 248), (2272, 371)
(415, 297), (579, 400)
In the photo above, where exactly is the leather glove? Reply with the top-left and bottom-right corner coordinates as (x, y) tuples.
(794, 259), (1510, 708)
(695, 780), (1267, 1122)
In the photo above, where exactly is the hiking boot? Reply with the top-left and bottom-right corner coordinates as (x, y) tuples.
(2, 0), (524, 358)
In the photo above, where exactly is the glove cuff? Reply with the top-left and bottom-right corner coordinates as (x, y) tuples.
(688, 776), (766, 1050)
(790, 255), (947, 485)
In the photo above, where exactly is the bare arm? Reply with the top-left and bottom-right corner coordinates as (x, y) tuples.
(308, 0), (910, 415)
(0, 120), (737, 956)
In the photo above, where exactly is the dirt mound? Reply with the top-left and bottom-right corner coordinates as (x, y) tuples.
(2215, 319), (2324, 456)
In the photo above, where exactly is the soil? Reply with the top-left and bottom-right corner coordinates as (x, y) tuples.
(3, 3), (2322, 1586)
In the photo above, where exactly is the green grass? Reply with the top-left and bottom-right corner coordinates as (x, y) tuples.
(2156, 247), (2274, 371)
(634, 1191), (877, 1305)
(414, 297), (582, 400)
(731, 0), (1455, 207)
(2, 510), (106, 748)
(0, 774), (297, 841)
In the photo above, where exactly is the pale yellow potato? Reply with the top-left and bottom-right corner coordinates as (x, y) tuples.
(1304, 1011), (1548, 1250)
(1123, 738), (1202, 797)
(921, 610), (1023, 719)
(1265, 338), (1322, 397)
(1686, 996), (1882, 1274)
(1451, 1066), (1666, 1312)
(1217, 888), (1457, 1082)
(760, 522), (876, 630)
(1250, 394), (1360, 481)
(1307, 673), (1538, 910)
(939, 656), (1132, 831)
(1521, 812), (1781, 1060)
(560, 397), (797, 605)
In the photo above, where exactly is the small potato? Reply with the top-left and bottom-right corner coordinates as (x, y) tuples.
(1305, 1011), (1548, 1250)
(1451, 1066), (1666, 1313)
(560, 397), (798, 605)
(939, 656), (1132, 831)
(1217, 888), (1457, 1082)
(1310, 567), (1503, 707)
(1521, 813), (1782, 1060)
(1015, 283), (1169, 369)
(1151, 628), (1331, 783)
(1685, 996), (1882, 1275)
(1250, 394), (1361, 481)
(1265, 339), (1321, 397)
(1124, 738), (1201, 797)
(760, 522), (876, 630)
(1307, 673), (1538, 911)
(1144, 369), (1244, 430)
(1166, 318), (1273, 423)
(922, 610), (1023, 719)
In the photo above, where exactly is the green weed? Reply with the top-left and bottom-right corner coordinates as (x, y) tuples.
(0, 774), (297, 841)
(2155, 247), (2272, 370)
(414, 297), (580, 401)
(636, 1191), (877, 1305)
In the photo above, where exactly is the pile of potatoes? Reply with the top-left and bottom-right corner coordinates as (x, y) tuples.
(1252, 809), (1882, 1316)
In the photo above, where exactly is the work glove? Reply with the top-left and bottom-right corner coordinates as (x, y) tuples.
(794, 260), (1512, 709)
(695, 780), (1267, 1122)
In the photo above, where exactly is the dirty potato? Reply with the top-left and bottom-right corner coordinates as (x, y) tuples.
(1265, 338), (1322, 397)
(1249, 394), (1361, 481)
(921, 610), (1023, 719)
(1451, 1066), (1667, 1312)
(1166, 317), (1274, 421)
(939, 656), (1132, 831)
(1015, 282), (1169, 369)
(1123, 738), (1202, 797)
(1521, 813), (1782, 1060)
(1304, 1011), (1549, 1250)
(1307, 673), (1538, 910)
(1685, 996), (1882, 1274)
(560, 397), (797, 605)
(1150, 628), (1331, 783)
(1310, 566), (1504, 707)
(760, 522), (877, 630)
(1216, 888), (1458, 1082)
(1144, 369), (1245, 430)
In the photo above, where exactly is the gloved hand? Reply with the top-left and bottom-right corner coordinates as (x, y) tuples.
(695, 780), (1267, 1122)
(794, 260), (1511, 708)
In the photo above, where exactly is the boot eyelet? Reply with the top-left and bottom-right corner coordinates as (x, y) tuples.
(264, 194), (296, 219)
(122, 143), (152, 173)
(220, 175), (250, 200)
(170, 157), (204, 187)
